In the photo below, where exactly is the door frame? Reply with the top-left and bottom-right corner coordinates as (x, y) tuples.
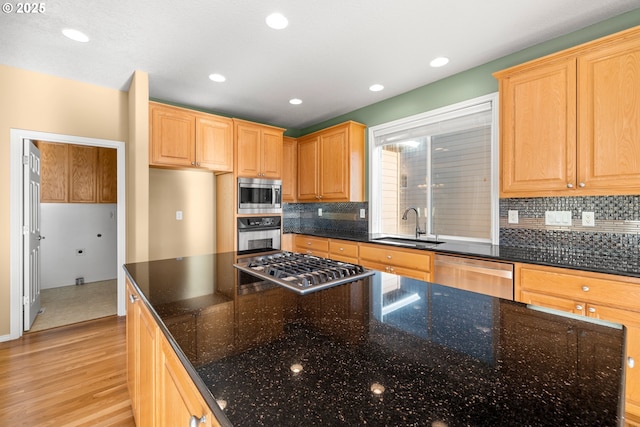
(9, 129), (126, 340)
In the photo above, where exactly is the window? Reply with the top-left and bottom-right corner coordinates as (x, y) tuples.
(369, 93), (498, 243)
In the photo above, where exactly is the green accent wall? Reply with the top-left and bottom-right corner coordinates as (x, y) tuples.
(297, 8), (640, 136)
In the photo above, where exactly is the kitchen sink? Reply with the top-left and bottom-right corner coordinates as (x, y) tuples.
(372, 236), (444, 248)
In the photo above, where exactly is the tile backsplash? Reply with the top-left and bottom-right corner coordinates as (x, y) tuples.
(284, 202), (368, 236)
(500, 195), (640, 255)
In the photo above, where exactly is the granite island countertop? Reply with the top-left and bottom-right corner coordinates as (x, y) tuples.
(124, 252), (627, 427)
(286, 229), (640, 278)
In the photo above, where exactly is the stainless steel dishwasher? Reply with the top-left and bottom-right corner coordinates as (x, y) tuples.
(433, 254), (514, 300)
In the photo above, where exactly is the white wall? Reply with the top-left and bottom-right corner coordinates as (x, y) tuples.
(40, 203), (117, 289)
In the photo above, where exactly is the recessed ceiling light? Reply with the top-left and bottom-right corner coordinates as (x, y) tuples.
(62, 28), (89, 43)
(369, 84), (384, 92)
(289, 98), (302, 105)
(208, 73), (226, 83)
(266, 13), (288, 30)
(430, 57), (449, 67)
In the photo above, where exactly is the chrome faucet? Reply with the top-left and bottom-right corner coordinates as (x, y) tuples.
(402, 207), (426, 239)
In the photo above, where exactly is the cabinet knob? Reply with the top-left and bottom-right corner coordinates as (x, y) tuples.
(588, 307), (596, 313)
(567, 183), (574, 188)
(578, 182), (585, 188)
(389, 267), (395, 273)
(581, 286), (590, 292)
(196, 162), (201, 167)
(629, 357), (635, 369)
(128, 294), (138, 304)
(189, 415), (207, 427)
(387, 255), (391, 259)
(191, 162), (196, 166)
(339, 247), (344, 251)
(575, 304), (583, 311)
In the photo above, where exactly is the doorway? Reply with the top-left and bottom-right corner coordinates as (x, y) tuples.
(9, 129), (126, 340)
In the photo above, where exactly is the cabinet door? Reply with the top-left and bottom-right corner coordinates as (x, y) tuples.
(261, 128), (283, 179)
(520, 290), (586, 315)
(586, 304), (640, 418)
(500, 58), (577, 196)
(319, 128), (349, 200)
(126, 283), (138, 419)
(282, 137), (297, 202)
(235, 122), (261, 177)
(578, 36), (640, 192)
(69, 145), (98, 203)
(97, 147), (117, 203)
(38, 141), (68, 203)
(297, 136), (319, 201)
(150, 104), (195, 167)
(156, 336), (214, 427)
(196, 115), (233, 172)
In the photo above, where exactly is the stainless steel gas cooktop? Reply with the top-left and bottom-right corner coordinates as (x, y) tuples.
(234, 251), (375, 295)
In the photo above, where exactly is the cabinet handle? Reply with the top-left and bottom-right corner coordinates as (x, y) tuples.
(578, 182), (585, 188)
(189, 415), (206, 427)
(588, 307), (596, 313)
(567, 183), (574, 188)
(581, 286), (590, 292)
(629, 357), (635, 369)
(129, 294), (138, 304)
(575, 304), (583, 311)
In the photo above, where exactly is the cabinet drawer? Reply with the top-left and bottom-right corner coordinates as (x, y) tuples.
(520, 290), (585, 315)
(359, 244), (431, 272)
(329, 239), (359, 259)
(294, 235), (329, 252)
(519, 266), (640, 311)
(359, 260), (430, 281)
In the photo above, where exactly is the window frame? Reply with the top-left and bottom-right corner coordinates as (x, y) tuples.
(368, 92), (500, 244)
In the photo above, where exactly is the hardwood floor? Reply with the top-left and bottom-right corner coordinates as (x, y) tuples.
(0, 316), (135, 427)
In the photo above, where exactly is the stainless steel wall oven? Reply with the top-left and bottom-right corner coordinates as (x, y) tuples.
(237, 216), (281, 253)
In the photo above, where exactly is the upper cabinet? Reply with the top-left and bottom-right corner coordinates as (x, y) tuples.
(234, 119), (284, 179)
(495, 27), (640, 197)
(149, 102), (233, 173)
(38, 141), (116, 204)
(282, 136), (297, 202)
(297, 121), (366, 202)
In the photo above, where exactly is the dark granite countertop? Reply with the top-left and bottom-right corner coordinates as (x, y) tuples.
(124, 252), (627, 427)
(286, 230), (640, 278)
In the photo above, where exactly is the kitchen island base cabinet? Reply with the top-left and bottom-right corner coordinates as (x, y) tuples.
(515, 264), (640, 421)
(127, 279), (220, 427)
(157, 336), (216, 427)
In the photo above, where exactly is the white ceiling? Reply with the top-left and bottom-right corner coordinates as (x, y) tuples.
(2, 1), (639, 129)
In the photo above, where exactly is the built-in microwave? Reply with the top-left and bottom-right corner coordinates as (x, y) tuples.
(237, 177), (282, 214)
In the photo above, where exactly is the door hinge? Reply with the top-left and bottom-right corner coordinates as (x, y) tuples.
(23, 296), (29, 305)
(22, 155), (29, 165)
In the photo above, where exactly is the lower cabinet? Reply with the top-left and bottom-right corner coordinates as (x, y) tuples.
(516, 264), (640, 421)
(329, 238), (359, 264)
(126, 279), (219, 427)
(359, 243), (433, 281)
(294, 234), (329, 257)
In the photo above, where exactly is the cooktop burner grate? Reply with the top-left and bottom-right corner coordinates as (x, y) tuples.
(234, 251), (375, 295)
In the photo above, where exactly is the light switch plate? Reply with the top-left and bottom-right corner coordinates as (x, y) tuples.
(176, 210), (183, 220)
(359, 208), (366, 219)
(545, 210), (572, 226)
(318, 208), (322, 217)
(508, 210), (519, 224)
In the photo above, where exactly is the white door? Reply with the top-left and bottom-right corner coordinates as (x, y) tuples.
(23, 139), (42, 331)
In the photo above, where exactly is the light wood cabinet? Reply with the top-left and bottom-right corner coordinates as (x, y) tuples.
(126, 280), (157, 427)
(297, 121), (366, 202)
(127, 278), (221, 427)
(294, 235), (329, 258)
(496, 27), (640, 197)
(149, 102), (233, 172)
(156, 334), (215, 427)
(516, 264), (640, 419)
(234, 119), (284, 179)
(39, 141), (69, 203)
(38, 141), (116, 203)
(282, 136), (297, 202)
(329, 239), (359, 264)
(358, 243), (433, 281)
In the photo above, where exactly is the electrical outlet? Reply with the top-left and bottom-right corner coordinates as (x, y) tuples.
(359, 208), (366, 219)
(582, 211), (595, 227)
(508, 210), (519, 224)
(318, 208), (322, 217)
(176, 210), (183, 220)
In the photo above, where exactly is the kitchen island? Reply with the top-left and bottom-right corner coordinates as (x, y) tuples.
(124, 252), (626, 427)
